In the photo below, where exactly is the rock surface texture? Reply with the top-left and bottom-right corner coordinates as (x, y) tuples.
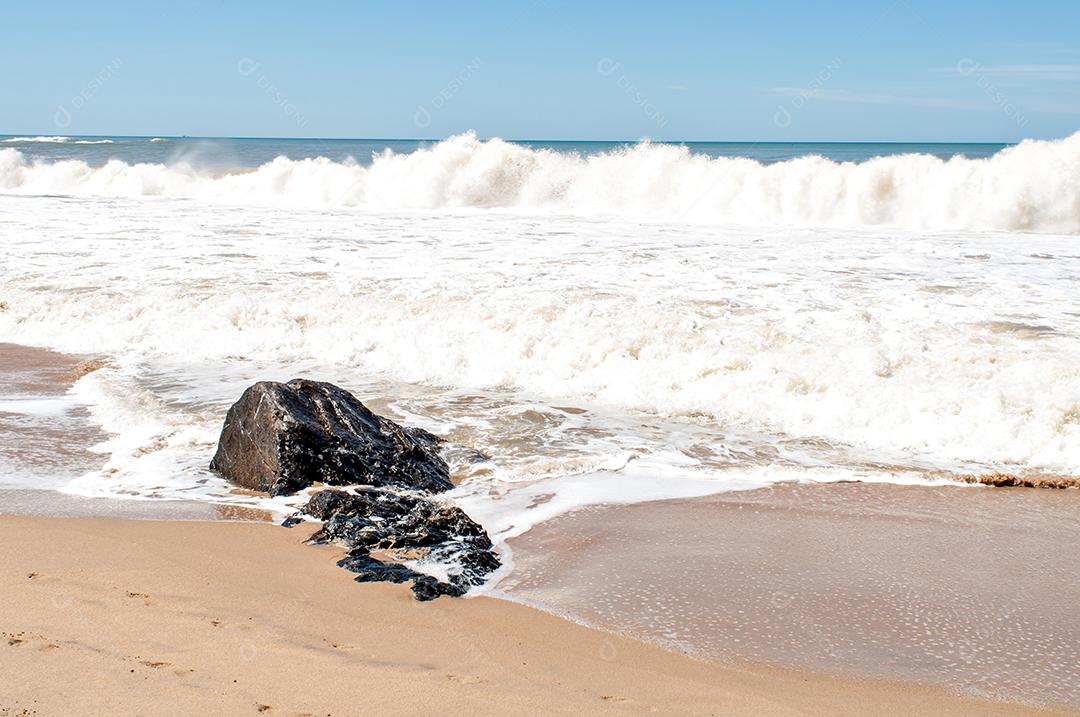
(305, 488), (500, 600)
(210, 379), (499, 600)
(210, 379), (452, 497)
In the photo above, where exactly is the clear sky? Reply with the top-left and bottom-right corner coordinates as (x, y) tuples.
(2, 0), (1079, 142)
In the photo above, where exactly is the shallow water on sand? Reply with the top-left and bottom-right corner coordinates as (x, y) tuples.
(0, 343), (108, 491)
(500, 482), (1080, 708)
(0, 343), (235, 520)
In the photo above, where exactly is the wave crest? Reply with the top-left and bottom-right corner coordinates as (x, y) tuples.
(2, 131), (1079, 232)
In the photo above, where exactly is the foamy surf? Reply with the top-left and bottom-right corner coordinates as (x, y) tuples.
(1, 133), (1078, 553)
(1, 130), (1078, 232)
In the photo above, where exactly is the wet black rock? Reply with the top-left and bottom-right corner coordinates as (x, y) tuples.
(209, 379), (451, 497)
(306, 487), (494, 553)
(304, 487), (500, 600)
(280, 513), (305, 528)
(336, 552), (467, 600)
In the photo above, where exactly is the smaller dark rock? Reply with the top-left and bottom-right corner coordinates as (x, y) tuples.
(304, 487), (499, 599)
(304, 489), (355, 521)
(336, 552), (467, 601)
(337, 551), (420, 584)
(280, 513), (304, 528)
(410, 577), (467, 601)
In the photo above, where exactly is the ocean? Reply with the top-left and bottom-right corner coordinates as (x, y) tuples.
(3, 130), (1079, 510)
(0, 134), (1012, 167)
(2, 131), (1079, 704)
(2, 130), (1079, 511)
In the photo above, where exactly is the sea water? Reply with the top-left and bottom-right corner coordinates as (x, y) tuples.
(1, 131), (1078, 537)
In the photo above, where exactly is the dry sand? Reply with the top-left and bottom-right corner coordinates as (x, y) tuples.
(0, 516), (1074, 717)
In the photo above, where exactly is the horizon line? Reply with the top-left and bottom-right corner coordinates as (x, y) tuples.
(0, 132), (1025, 145)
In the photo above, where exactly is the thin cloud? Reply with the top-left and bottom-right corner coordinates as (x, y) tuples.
(973, 64), (1080, 81)
(985, 42), (1080, 56)
(767, 87), (977, 110)
(667, 84), (688, 91)
(930, 63), (1080, 80)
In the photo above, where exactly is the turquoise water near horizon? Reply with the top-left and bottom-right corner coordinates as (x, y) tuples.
(0, 134), (1012, 169)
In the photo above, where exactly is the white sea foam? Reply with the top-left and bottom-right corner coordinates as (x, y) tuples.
(1, 130), (1079, 231)
(2, 136), (114, 144)
(0, 397), (79, 417)
(3, 136), (74, 143)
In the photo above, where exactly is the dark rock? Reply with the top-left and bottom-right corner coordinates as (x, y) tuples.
(210, 379), (499, 600)
(280, 513), (304, 528)
(337, 551), (421, 584)
(309, 487), (494, 553)
(209, 379), (452, 496)
(335, 552), (467, 601)
(410, 577), (467, 601)
(305, 487), (500, 599)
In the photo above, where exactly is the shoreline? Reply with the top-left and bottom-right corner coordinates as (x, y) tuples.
(2, 513), (1072, 717)
(3, 342), (1078, 712)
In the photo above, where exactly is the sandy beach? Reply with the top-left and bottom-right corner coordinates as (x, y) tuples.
(2, 345), (1079, 714)
(2, 514), (1074, 717)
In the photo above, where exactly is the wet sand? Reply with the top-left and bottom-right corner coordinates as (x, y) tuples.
(0, 343), (219, 519)
(502, 481), (1080, 709)
(0, 342), (107, 488)
(1, 515), (1071, 717)
(0, 488), (222, 520)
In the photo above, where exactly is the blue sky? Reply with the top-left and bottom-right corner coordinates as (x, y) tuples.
(2, 0), (1079, 141)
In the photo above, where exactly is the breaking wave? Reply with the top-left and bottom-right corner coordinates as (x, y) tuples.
(2, 131), (1079, 232)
